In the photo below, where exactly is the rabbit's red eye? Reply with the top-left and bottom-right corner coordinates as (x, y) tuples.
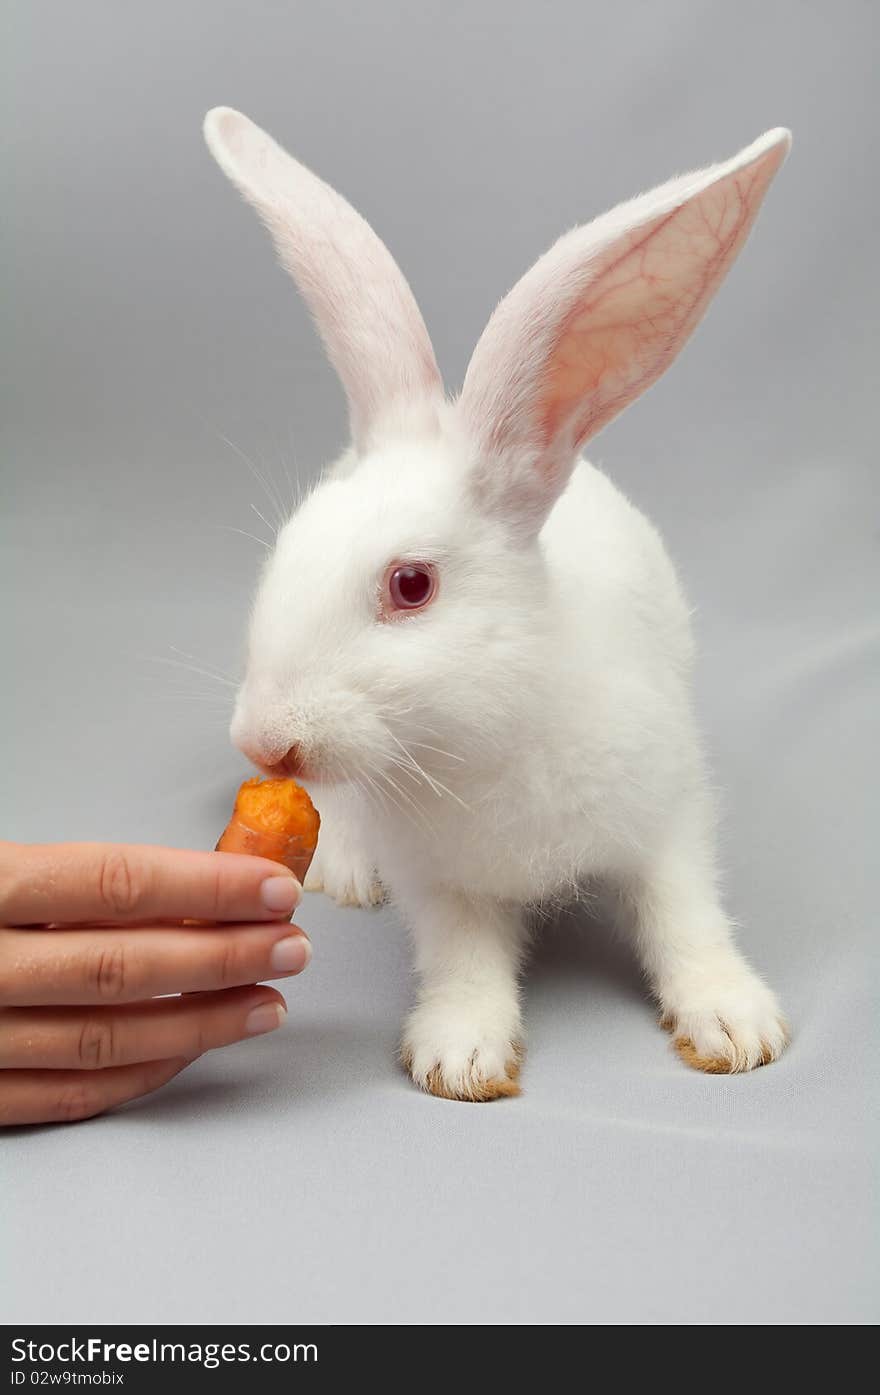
(384, 563), (437, 616)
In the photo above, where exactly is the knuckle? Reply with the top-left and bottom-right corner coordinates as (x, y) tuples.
(55, 1079), (103, 1123)
(77, 1016), (116, 1069)
(86, 943), (129, 1002)
(207, 859), (225, 920)
(217, 936), (244, 988)
(98, 850), (145, 919)
(189, 1018), (209, 1058)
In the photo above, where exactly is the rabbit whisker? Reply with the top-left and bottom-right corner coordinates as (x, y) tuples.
(371, 766), (435, 835)
(210, 423), (287, 529)
(250, 502), (278, 539)
(214, 524), (272, 551)
(140, 655), (238, 689)
(405, 740), (466, 764)
(387, 732), (471, 811)
(168, 646), (239, 683)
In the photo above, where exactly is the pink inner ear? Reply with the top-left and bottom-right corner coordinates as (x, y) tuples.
(204, 108), (443, 452)
(540, 143), (785, 450)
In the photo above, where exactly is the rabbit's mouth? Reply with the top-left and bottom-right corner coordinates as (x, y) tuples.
(231, 675), (397, 788)
(260, 743), (310, 781)
(243, 740), (355, 789)
(252, 745), (343, 787)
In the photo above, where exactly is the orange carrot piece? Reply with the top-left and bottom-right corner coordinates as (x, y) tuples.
(216, 777), (320, 884)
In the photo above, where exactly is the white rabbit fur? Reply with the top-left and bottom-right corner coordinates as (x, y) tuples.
(204, 109), (791, 1100)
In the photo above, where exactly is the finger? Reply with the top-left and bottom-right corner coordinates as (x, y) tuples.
(0, 842), (302, 927)
(0, 1058), (189, 1127)
(0, 922), (311, 1006)
(0, 985), (288, 1069)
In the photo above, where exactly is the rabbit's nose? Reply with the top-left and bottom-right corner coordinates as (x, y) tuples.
(234, 730), (296, 774)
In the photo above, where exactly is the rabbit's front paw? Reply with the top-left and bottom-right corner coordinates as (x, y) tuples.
(660, 969), (789, 1073)
(401, 1001), (523, 1102)
(303, 842), (384, 908)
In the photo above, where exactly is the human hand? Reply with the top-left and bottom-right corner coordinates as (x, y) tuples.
(0, 841), (310, 1126)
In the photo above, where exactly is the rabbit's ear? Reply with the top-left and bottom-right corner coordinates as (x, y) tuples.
(204, 108), (442, 451)
(458, 129), (791, 533)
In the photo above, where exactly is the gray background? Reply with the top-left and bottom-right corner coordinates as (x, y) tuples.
(2, 0), (877, 1325)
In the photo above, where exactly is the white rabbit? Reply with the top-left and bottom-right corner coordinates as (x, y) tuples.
(204, 108), (791, 1100)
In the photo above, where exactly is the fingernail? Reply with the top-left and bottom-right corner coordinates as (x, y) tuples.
(260, 875), (301, 915)
(245, 1001), (287, 1036)
(269, 934), (312, 975)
